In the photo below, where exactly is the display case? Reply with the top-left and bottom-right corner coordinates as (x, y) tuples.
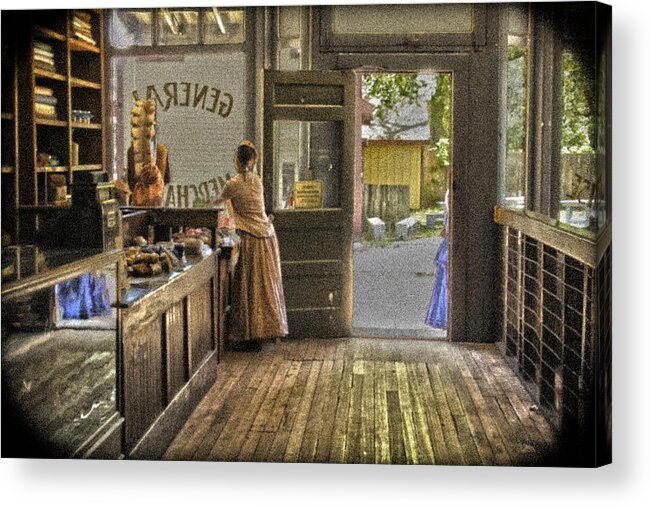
(1, 246), (125, 458)
(1, 207), (233, 459)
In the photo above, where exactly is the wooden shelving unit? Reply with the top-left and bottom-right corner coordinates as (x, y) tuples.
(71, 122), (103, 130)
(34, 25), (66, 42)
(69, 38), (101, 53)
(33, 68), (67, 81)
(35, 118), (68, 128)
(1, 15), (19, 244)
(1, 10), (106, 243)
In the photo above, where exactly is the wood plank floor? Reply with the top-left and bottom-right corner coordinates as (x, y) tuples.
(163, 338), (558, 465)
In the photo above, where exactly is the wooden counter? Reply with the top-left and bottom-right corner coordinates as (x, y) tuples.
(1, 240), (231, 459)
(118, 246), (228, 458)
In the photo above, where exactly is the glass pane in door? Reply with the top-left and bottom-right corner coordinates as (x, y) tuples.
(272, 120), (343, 210)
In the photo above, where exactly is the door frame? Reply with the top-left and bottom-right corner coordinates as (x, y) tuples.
(335, 54), (471, 343)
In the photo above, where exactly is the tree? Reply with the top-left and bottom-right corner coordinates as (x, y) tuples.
(507, 46), (527, 153)
(362, 73), (426, 123)
(428, 73), (451, 167)
(362, 73), (452, 206)
(562, 51), (595, 154)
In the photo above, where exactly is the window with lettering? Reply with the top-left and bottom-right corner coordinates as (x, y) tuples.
(111, 53), (245, 206)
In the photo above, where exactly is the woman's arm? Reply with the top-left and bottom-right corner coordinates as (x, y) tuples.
(212, 178), (234, 206)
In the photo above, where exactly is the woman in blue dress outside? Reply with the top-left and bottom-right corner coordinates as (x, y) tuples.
(426, 189), (449, 329)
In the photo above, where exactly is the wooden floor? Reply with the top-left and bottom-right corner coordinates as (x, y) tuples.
(163, 337), (558, 465)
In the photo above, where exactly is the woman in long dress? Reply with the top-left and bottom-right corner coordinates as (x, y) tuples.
(215, 140), (288, 350)
(426, 189), (449, 330)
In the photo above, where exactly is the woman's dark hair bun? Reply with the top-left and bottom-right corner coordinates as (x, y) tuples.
(237, 144), (256, 169)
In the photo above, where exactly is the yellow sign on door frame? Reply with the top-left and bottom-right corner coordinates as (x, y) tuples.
(293, 180), (323, 209)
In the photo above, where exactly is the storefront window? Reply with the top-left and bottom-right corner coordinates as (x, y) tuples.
(273, 120), (343, 210)
(558, 51), (599, 231)
(504, 7), (528, 210)
(110, 10), (153, 48)
(594, 49), (609, 230)
(202, 8), (245, 45)
(158, 8), (199, 46)
(112, 52), (246, 206)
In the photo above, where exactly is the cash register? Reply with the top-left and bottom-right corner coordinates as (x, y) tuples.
(62, 172), (122, 250)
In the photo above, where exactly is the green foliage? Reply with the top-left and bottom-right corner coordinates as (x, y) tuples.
(507, 46), (527, 152)
(428, 74), (451, 167)
(362, 73), (427, 122)
(562, 52), (595, 154)
(506, 47), (596, 156)
(427, 74), (452, 200)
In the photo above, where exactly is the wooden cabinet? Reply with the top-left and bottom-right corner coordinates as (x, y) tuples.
(0, 10), (106, 243)
(118, 249), (227, 458)
(117, 207), (229, 458)
(1, 241), (230, 459)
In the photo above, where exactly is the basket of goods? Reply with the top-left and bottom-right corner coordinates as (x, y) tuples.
(172, 228), (212, 255)
(125, 239), (184, 277)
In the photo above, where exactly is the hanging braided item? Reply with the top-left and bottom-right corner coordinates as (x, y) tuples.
(129, 99), (164, 206)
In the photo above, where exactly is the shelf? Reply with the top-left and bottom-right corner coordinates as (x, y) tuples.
(71, 122), (102, 130)
(35, 118), (68, 127)
(72, 164), (102, 172)
(70, 77), (101, 89)
(2, 166), (16, 174)
(1, 112), (15, 121)
(34, 25), (66, 42)
(19, 204), (70, 212)
(69, 39), (100, 53)
(36, 166), (69, 174)
(33, 67), (67, 82)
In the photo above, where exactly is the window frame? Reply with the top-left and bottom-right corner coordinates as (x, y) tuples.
(500, 4), (610, 242)
(108, 7), (248, 49)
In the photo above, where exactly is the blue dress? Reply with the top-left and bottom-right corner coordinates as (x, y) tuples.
(426, 194), (448, 330)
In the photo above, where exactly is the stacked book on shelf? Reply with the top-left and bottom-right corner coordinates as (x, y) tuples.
(33, 40), (56, 73)
(34, 85), (58, 119)
(72, 11), (96, 46)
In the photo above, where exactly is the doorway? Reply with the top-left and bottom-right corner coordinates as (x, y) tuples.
(263, 65), (470, 342)
(352, 71), (452, 340)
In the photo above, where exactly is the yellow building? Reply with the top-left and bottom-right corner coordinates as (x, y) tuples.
(362, 140), (426, 210)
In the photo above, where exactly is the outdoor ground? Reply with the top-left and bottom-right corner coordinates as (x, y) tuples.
(353, 236), (446, 339)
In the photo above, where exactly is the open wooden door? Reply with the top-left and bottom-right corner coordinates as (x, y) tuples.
(263, 70), (355, 338)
